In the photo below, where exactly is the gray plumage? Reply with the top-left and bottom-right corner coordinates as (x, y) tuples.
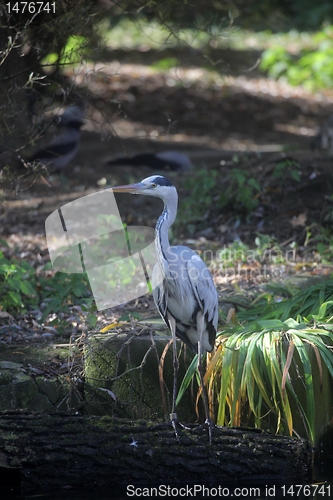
(151, 190), (218, 354)
(113, 175), (218, 353)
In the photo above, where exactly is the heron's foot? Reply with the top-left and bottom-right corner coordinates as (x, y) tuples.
(170, 412), (192, 430)
(201, 418), (215, 445)
(169, 412), (191, 441)
(206, 418), (215, 445)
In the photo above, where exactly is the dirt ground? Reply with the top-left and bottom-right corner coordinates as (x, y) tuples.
(2, 48), (333, 250)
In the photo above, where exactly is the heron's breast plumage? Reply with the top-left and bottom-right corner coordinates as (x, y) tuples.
(152, 247), (217, 353)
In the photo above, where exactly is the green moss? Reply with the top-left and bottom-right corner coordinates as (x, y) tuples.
(84, 333), (197, 423)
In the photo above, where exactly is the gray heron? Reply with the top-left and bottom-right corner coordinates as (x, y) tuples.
(112, 175), (218, 443)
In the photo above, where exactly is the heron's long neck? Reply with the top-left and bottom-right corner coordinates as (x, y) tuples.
(155, 195), (178, 261)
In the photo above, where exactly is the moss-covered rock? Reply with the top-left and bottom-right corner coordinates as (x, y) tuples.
(0, 360), (69, 412)
(84, 333), (199, 422)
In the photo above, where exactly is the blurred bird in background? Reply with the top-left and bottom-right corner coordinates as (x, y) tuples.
(312, 114), (333, 155)
(108, 150), (193, 172)
(25, 103), (85, 172)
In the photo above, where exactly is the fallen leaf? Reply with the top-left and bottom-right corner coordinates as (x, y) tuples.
(100, 322), (124, 332)
(290, 213), (307, 227)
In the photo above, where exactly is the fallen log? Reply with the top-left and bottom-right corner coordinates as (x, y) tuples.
(0, 411), (311, 495)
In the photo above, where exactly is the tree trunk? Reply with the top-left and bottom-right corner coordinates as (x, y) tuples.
(0, 411), (311, 495)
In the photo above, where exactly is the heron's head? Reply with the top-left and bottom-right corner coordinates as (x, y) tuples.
(111, 175), (176, 201)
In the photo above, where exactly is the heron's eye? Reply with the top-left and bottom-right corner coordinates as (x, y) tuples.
(151, 183), (157, 188)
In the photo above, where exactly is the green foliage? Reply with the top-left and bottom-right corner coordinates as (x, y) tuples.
(212, 324), (333, 444)
(312, 229), (333, 265)
(236, 279), (333, 323)
(260, 46), (294, 79)
(281, 0), (333, 31)
(177, 169), (219, 233)
(103, 15), (231, 51)
(254, 233), (286, 264)
(222, 168), (261, 212)
(42, 35), (90, 68)
(304, 224), (333, 263)
(151, 58), (178, 70)
(118, 311), (143, 322)
(39, 267), (94, 319)
(260, 26), (333, 90)
(178, 279), (333, 444)
(215, 240), (251, 268)
(177, 167), (262, 234)
(0, 252), (93, 317)
(0, 254), (38, 311)
(103, 3), (333, 47)
(323, 195), (333, 223)
(272, 159), (301, 183)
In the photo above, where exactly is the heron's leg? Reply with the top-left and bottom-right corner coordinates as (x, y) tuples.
(167, 313), (180, 439)
(168, 314), (178, 418)
(197, 312), (213, 445)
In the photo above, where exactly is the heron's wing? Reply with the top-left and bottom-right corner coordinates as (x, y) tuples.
(153, 280), (199, 352)
(152, 263), (198, 351)
(186, 254), (218, 345)
(152, 263), (168, 319)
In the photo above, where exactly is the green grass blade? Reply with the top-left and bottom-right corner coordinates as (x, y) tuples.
(292, 333), (315, 443)
(176, 354), (198, 405)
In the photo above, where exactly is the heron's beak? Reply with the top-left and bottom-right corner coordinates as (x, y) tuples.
(110, 182), (145, 194)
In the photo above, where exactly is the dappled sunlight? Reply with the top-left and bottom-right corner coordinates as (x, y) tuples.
(67, 59), (333, 155)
